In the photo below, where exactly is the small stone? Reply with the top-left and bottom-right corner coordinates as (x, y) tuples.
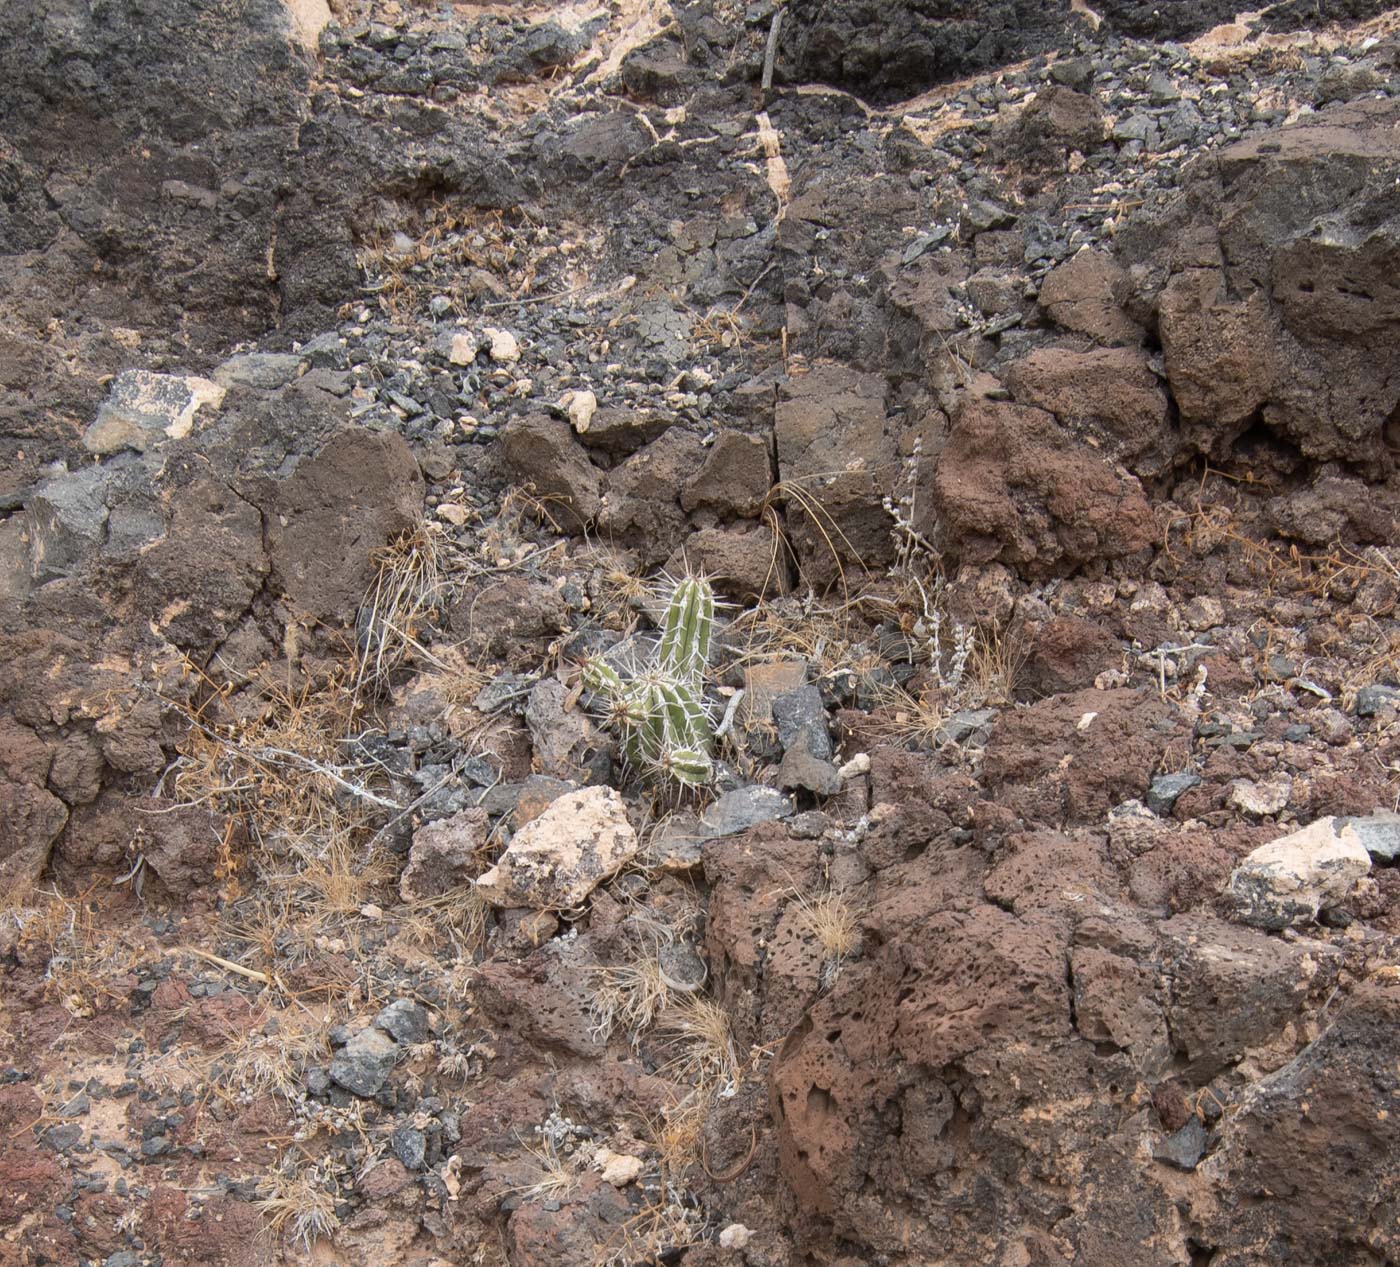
(483, 327), (521, 364)
(391, 1125), (427, 1170)
(1227, 776), (1291, 817)
(328, 1028), (399, 1097)
(211, 352), (303, 391)
(1153, 1116), (1207, 1171)
(772, 686), (832, 760)
(935, 708), (997, 746)
(657, 941), (708, 992)
(1354, 684), (1400, 716)
(374, 999), (429, 1045)
(648, 814), (705, 871)
(776, 742), (842, 796)
(83, 369), (225, 455)
(838, 752), (870, 779)
(719, 1223), (754, 1250)
(446, 332), (478, 365)
(699, 785), (794, 838)
(1146, 71), (1181, 104)
(1147, 772), (1200, 815)
(1343, 810), (1400, 863)
(594, 1147), (645, 1187)
(430, 295), (453, 317)
(475, 785), (638, 908)
(1226, 817), (1372, 930)
(562, 389), (598, 433)
(436, 503), (469, 526)
(401, 808), (488, 902)
(305, 1067), (331, 1096)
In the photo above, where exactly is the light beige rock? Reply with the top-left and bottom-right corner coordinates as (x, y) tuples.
(593, 1147), (644, 1187)
(83, 369), (225, 455)
(447, 332), (479, 366)
(475, 785), (636, 908)
(719, 1224), (754, 1249)
(483, 327), (521, 364)
(1226, 816), (1371, 929)
(563, 389), (598, 434)
(1228, 775), (1292, 817)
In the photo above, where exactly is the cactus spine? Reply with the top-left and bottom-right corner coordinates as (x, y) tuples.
(584, 574), (717, 789)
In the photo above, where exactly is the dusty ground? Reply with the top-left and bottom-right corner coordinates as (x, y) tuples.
(3, 0), (1400, 1264)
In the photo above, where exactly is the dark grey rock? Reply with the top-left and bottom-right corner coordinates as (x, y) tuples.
(391, 1124), (428, 1170)
(1344, 810), (1400, 863)
(777, 743), (842, 796)
(658, 941), (708, 991)
(305, 1067), (331, 1096)
(212, 352), (304, 391)
(328, 1028), (399, 1097)
(24, 466), (113, 583)
(375, 999), (430, 1045)
(935, 709), (998, 746)
(773, 686), (832, 760)
(1147, 772), (1201, 815)
(1355, 685), (1400, 716)
(699, 785), (794, 839)
(1153, 1116), (1207, 1170)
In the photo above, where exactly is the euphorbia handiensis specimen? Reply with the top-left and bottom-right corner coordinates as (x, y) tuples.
(583, 574), (716, 788)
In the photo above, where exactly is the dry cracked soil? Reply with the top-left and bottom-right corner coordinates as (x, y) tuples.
(3, 0), (1400, 1264)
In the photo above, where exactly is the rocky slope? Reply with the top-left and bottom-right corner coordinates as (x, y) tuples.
(3, 1), (1400, 1265)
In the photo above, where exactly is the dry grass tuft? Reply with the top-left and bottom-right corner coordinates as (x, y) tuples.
(656, 995), (741, 1094)
(512, 1133), (580, 1202)
(587, 953), (674, 1046)
(188, 1002), (333, 1103)
(354, 520), (466, 701)
(256, 1157), (341, 1252)
(7, 891), (143, 1018)
(791, 887), (861, 967)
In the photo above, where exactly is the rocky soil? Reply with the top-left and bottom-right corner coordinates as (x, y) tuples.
(4, 0), (1400, 1264)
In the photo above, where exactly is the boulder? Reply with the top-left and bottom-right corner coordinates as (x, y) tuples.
(774, 365), (899, 586)
(1004, 346), (1175, 477)
(1122, 98), (1400, 471)
(475, 785), (637, 909)
(1037, 249), (1143, 346)
(930, 396), (1155, 580)
(597, 429), (706, 567)
(263, 428), (423, 627)
(1225, 816), (1372, 929)
(500, 414), (601, 531)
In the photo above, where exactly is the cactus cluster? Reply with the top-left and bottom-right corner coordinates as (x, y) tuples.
(583, 574), (717, 789)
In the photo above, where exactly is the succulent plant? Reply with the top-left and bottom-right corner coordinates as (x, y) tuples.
(583, 574), (717, 789)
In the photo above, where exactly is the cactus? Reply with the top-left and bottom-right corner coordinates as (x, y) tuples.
(584, 573), (717, 790)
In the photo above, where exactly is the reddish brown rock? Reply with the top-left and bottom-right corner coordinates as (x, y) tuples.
(1005, 345), (1175, 476)
(1037, 249), (1143, 346)
(984, 687), (1181, 826)
(448, 573), (570, 668)
(597, 428), (706, 566)
(501, 413), (602, 531)
(775, 365), (900, 586)
(1019, 615), (1123, 698)
(1125, 98), (1400, 470)
(930, 397), (1155, 581)
(665, 522), (789, 604)
(680, 430), (773, 518)
(262, 428), (423, 627)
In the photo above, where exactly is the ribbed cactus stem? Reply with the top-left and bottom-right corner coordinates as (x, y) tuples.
(657, 746), (713, 788)
(658, 574), (713, 689)
(583, 573), (718, 790)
